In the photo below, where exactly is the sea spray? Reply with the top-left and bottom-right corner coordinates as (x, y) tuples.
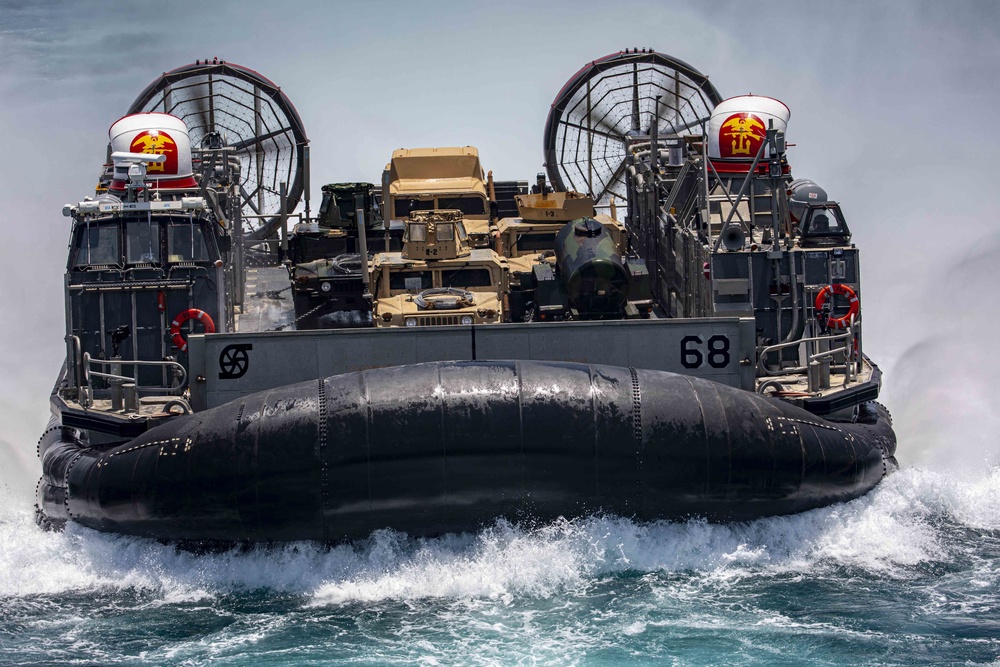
(3, 467), (999, 664)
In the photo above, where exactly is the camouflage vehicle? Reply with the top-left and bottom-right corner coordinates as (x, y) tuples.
(289, 183), (384, 328)
(370, 209), (507, 327)
(498, 188), (651, 321)
(289, 182), (384, 264)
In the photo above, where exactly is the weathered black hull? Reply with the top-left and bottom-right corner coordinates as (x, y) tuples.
(36, 360), (896, 543)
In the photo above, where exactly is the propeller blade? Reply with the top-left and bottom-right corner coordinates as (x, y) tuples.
(228, 127), (295, 152)
(191, 80), (211, 136)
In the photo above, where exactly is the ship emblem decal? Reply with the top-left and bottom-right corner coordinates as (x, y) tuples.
(720, 113), (766, 157)
(219, 344), (253, 380)
(129, 130), (178, 174)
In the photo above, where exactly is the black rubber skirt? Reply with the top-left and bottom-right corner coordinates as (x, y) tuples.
(37, 360), (896, 543)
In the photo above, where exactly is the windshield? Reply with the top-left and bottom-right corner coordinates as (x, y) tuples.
(437, 195), (486, 216)
(441, 267), (493, 288)
(515, 232), (557, 252)
(802, 205), (850, 239)
(126, 217), (160, 264)
(167, 220), (210, 262)
(389, 270), (433, 291)
(75, 222), (120, 267)
(394, 198), (434, 217)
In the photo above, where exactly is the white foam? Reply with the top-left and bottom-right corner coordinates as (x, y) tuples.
(2, 465), (998, 607)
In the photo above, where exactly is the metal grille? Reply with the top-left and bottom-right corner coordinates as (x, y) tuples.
(127, 60), (308, 239)
(544, 50), (721, 215)
(417, 315), (459, 326)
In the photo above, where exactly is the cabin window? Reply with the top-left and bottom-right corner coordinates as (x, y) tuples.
(406, 223), (428, 243)
(389, 270), (433, 291)
(394, 198), (434, 217)
(436, 223), (455, 241)
(126, 218), (160, 264)
(456, 221), (468, 241)
(167, 220), (210, 262)
(801, 206), (850, 240)
(437, 196), (486, 216)
(75, 222), (120, 267)
(441, 267), (493, 288)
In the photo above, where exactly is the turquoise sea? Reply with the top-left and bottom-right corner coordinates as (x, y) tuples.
(2, 466), (999, 666)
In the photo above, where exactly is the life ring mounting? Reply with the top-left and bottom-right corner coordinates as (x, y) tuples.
(170, 308), (216, 352)
(814, 284), (859, 329)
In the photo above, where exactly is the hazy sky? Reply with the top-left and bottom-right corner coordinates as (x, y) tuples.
(1, 0), (998, 490)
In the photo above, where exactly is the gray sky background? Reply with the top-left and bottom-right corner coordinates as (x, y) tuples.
(1, 0), (998, 496)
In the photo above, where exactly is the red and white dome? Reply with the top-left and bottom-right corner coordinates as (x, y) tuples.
(108, 113), (197, 190)
(708, 95), (790, 160)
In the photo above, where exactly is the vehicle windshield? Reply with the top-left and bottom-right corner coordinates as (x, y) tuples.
(389, 270), (433, 291)
(802, 205), (850, 239)
(441, 267), (493, 288)
(394, 198), (434, 217)
(437, 195), (486, 216)
(515, 232), (557, 252)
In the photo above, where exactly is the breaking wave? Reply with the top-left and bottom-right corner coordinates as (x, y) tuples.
(1, 465), (997, 604)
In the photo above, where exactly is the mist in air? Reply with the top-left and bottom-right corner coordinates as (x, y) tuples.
(2, 3), (1000, 666)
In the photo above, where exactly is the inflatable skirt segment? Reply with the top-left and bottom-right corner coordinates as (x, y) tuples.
(37, 360), (896, 542)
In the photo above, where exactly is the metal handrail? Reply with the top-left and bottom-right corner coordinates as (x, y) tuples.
(757, 327), (854, 377)
(87, 358), (188, 394)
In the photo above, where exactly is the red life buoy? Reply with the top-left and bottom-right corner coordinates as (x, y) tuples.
(814, 284), (859, 329)
(170, 308), (216, 352)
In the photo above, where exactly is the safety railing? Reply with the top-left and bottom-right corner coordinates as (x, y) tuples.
(756, 319), (859, 391)
(81, 357), (188, 411)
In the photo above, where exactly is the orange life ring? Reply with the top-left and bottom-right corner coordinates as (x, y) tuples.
(814, 284), (859, 329)
(170, 308), (216, 352)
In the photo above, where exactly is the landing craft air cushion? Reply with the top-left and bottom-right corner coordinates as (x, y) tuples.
(36, 52), (896, 543)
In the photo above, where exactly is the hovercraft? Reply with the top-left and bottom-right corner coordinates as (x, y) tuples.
(36, 53), (897, 544)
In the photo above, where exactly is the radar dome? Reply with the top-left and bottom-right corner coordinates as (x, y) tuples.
(108, 113), (197, 190)
(708, 95), (790, 160)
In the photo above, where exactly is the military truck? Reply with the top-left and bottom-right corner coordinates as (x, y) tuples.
(382, 147), (498, 249)
(370, 209), (507, 327)
(289, 183), (384, 328)
(497, 188), (651, 321)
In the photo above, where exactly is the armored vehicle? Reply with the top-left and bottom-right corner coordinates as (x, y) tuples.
(35, 53), (896, 545)
(289, 183), (382, 328)
(370, 210), (507, 327)
(383, 146), (498, 248)
(290, 153), (526, 330)
(497, 189), (652, 321)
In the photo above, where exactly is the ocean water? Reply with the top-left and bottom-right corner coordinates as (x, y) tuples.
(2, 6), (998, 661)
(2, 465), (999, 666)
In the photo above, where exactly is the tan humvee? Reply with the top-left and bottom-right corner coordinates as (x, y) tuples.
(371, 210), (508, 327)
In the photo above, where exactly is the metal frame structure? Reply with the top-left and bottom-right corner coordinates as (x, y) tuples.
(543, 49), (722, 213)
(127, 58), (309, 241)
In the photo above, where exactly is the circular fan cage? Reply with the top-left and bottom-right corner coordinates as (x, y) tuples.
(128, 60), (308, 240)
(544, 50), (722, 215)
